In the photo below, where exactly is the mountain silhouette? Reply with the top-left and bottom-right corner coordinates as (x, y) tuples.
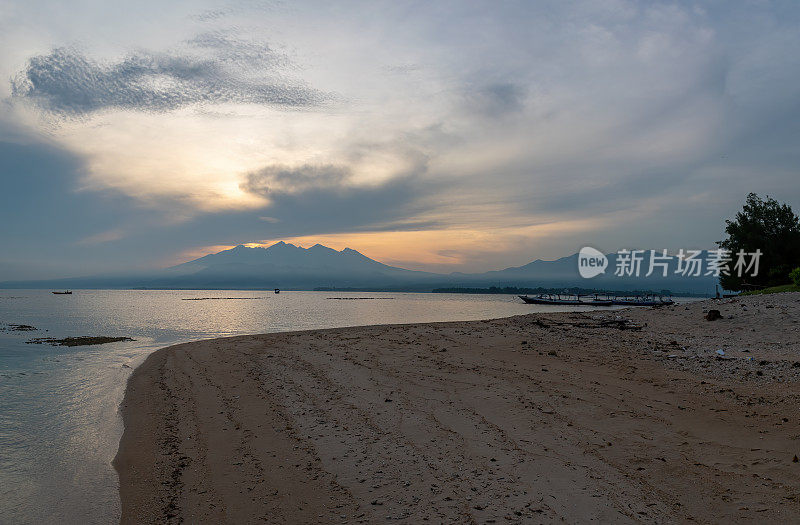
(161, 242), (437, 288)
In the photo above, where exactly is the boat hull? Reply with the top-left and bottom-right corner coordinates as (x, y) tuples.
(518, 296), (613, 306)
(610, 299), (674, 306)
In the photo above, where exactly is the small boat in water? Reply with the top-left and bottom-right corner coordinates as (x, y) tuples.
(518, 294), (613, 306)
(52, 290), (72, 295)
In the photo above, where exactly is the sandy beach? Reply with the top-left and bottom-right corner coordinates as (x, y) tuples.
(115, 293), (800, 523)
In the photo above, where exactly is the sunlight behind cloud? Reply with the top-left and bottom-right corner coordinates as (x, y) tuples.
(49, 107), (342, 211)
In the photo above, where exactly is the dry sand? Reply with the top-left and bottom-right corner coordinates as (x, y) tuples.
(115, 293), (800, 523)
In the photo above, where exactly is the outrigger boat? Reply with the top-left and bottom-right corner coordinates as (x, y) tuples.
(519, 293), (674, 307)
(518, 294), (613, 306)
(610, 295), (674, 306)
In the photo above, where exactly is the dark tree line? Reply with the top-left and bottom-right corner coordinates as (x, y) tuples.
(719, 193), (800, 290)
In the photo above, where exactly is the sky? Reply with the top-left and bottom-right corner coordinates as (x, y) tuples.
(1, 0), (799, 279)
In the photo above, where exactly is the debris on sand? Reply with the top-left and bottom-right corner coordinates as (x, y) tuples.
(26, 336), (134, 347)
(533, 316), (643, 331)
(705, 309), (722, 321)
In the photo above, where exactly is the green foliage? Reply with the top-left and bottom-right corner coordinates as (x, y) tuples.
(740, 283), (800, 296)
(791, 267), (800, 287)
(719, 193), (800, 291)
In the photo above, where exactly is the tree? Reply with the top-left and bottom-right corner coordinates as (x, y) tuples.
(718, 193), (800, 290)
(791, 268), (800, 287)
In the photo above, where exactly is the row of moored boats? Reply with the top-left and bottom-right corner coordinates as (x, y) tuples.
(518, 293), (674, 306)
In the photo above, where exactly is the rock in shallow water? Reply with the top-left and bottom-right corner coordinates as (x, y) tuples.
(25, 336), (134, 347)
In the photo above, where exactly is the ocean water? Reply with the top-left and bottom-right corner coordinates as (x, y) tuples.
(0, 289), (643, 524)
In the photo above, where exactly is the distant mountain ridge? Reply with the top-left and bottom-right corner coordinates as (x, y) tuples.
(0, 242), (718, 293)
(170, 242), (412, 274)
(161, 242), (437, 288)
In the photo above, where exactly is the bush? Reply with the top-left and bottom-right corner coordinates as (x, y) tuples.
(791, 267), (800, 287)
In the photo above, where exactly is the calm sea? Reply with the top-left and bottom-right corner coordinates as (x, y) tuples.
(0, 289), (661, 523)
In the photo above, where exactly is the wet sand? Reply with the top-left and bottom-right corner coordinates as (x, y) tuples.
(115, 293), (800, 523)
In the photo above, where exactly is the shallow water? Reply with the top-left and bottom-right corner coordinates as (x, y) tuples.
(0, 289), (657, 523)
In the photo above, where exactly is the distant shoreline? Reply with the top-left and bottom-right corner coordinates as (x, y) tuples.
(0, 287), (711, 297)
(429, 286), (709, 297)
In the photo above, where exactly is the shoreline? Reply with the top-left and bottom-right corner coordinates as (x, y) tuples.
(115, 293), (800, 523)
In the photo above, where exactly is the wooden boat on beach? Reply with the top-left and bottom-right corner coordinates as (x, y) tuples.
(52, 290), (72, 295)
(519, 293), (674, 307)
(610, 296), (674, 306)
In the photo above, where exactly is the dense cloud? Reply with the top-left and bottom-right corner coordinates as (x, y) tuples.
(241, 164), (350, 195)
(1, 1), (800, 278)
(11, 34), (329, 115)
(0, 137), (166, 276)
(240, 162), (440, 233)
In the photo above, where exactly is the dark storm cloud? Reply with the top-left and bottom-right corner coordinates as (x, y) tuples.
(259, 178), (437, 233)
(236, 161), (443, 235)
(11, 35), (329, 116)
(240, 164), (350, 195)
